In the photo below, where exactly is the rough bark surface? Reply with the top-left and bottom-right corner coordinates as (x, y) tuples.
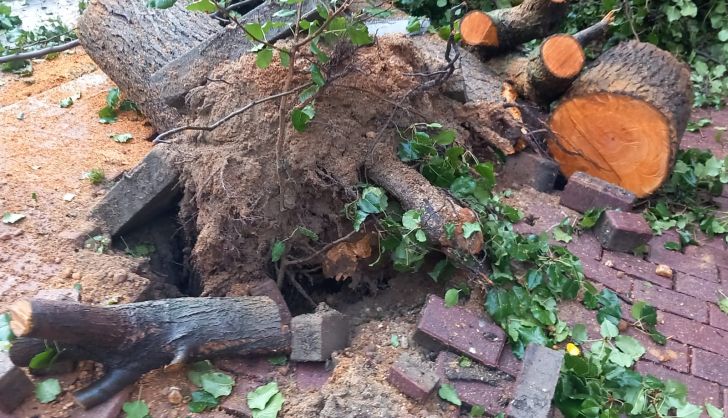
(77, 0), (222, 130)
(549, 41), (692, 197)
(9, 297), (289, 409)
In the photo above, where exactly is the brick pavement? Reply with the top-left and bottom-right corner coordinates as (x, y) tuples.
(507, 185), (728, 411)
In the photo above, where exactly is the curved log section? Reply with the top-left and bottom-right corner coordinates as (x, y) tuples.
(487, 13), (614, 105)
(9, 297), (290, 409)
(367, 158), (484, 254)
(459, 0), (568, 55)
(77, 0), (221, 131)
(548, 41), (692, 197)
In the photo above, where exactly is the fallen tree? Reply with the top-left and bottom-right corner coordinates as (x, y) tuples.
(8, 297), (289, 409)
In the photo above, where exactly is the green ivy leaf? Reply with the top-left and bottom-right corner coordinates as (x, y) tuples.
(310, 64), (325, 86)
(256, 48), (274, 69)
(2, 212), (25, 224)
(470, 405), (486, 417)
(247, 381), (280, 410)
(705, 403), (725, 418)
(35, 378), (62, 403)
(600, 320), (619, 339)
(552, 226), (573, 243)
(201, 371), (234, 398)
(462, 222), (481, 239)
(596, 289), (622, 325)
(613, 335), (645, 365)
(271, 241), (286, 262)
(346, 22), (373, 46)
(402, 210), (422, 230)
(296, 226), (318, 241)
(571, 323), (588, 344)
(438, 383), (461, 405)
(719, 296), (728, 314)
(147, 0), (177, 8)
(186, 0), (216, 12)
(29, 347), (58, 370)
(291, 104), (315, 132)
(189, 390), (219, 412)
(0, 313), (15, 345)
(444, 288), (460, 307)
(428, 259), (453, 282)
(358, 187), (388, 214)
(244, 23), (265, 41)
(122, 400), (150, 418)
(279, 50), (290, 68)
(110, 133), (133, 143)
(98, 106), (118, 124)
(186, 360), (214, 387)
(253, 391), (284, 418)
(580, 208), (605, 229)
(664, 241), (682, 251)
(106, 87), (120, 108)
(268, 355), (288, 366)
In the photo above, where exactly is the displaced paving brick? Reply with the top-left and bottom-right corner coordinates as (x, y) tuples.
(581, 257), (632, 297)
(684, 245), (728, 269)
(0, 352), (33, 414)
(601, 250), (672, 288)
(594, 210), (652, 253)
(635, 361), (720, 406)
(691, 348), (728, 386)
(250, 278), (292, 326)
(559, 172), (635, 213)
(295, 362), (332, 391)
(708, 304), (728, 331)
(291, 304), (350, 362)
(498, 348), (523, 378)
(387, 353), (439, 401)
(648, 236), (719, 283)
(414, 295), (506, 367)
(506, 345), (564, 418)
(436, 352), (513, 414)
(499, 152), (559, 192)
(633, 281), (708, 322)
(657, 311), (728, 358)
(566, 233), (602, 261)
(71, 385), (133, 418)
(674, 273), (728, 304)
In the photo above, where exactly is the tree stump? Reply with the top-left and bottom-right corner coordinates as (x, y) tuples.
(548, 41), (692, 197)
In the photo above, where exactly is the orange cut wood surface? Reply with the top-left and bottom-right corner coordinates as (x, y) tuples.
(541, 35), (585, 78)
(460, 10), (498, 46)
(549, 92), (672, 197)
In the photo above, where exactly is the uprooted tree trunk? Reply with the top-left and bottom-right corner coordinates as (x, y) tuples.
(8, 297), (289, 409)
(548, 40), (692, 197)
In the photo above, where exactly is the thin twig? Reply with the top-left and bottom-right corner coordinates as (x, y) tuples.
(152, 84), (312, 144)
(287, 229), (358, 265)
(286, 271), (317, 308)
(0, 39), (80, 64)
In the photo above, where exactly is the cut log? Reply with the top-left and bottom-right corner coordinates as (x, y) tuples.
(367, 158), (484, 254)
(8, 297), (290, 409)
(487, 13), (614, 105)
(548, 41), (692, 197)
(77, 0), (222, 130)
(459, 0), (568, 55)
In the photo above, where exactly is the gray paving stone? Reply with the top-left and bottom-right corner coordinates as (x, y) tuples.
(506, 345), (564, 418)
(291, 304), (349, 362)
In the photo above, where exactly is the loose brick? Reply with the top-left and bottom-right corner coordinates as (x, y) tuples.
(498, 348), (523, 378)
(635, 361), (720, 407)
(506, 345), (564, 418)
(71, 385), (133, 418)
(559, 172), (635, 213)
(708, 304), (728, 331)
(387, 353), (439, 401)
(657, 311), (728, 358)
(675, 273), (728, 303)
(499, 152), (559, 192)
(601, 250), (672, 288)
(415, 295), (506, 367)
(691, 349), (728, 386)
(436, 352), (513, 414)
(648, 236), (719, 283)
(0, 352), (33, 414)
(566, 233), (602, 261)
(290, 304), (350, 362)
(632, 281), (708, 322)
(250, 278), (292, 326)
(684, 245), (728, 269)
(594, 210), (652, 253)
(581, 258), (632, 297)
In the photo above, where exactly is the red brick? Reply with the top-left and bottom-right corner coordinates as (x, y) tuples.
(436, 352), (513, 414)
(625, 327), (690, 373)
(71, 385), (133, 418)
(499, 151), (559, 192)
(602, 250), (672, 288)
(581, 258), (632, 297)
(692, 349), (728, 386)
(498, 347), (523, 378)
(684, 245), (728, 269)
(415, 295), (506, 367)
(566, 233), (602, 261)
(657, 311), (728, 357)
(708, 304), (728, 331)
(675, 273), (728, 303)
(648, 235), (719, 283)
(594, 210), (652, 253)
(559, 172), (635, 213)
(387, 353), (439, 401)
(633, 281), (707, 322)
(635, 361), (720, 406)
(0, 352), (33, 414)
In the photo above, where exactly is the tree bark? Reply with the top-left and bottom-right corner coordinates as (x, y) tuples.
(9, 297), (290, 409)
(548, 40), (692, 197)
(367, 158), (484, 254)
(460, 0), (568, 55)
(77, 0), (222, 131)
